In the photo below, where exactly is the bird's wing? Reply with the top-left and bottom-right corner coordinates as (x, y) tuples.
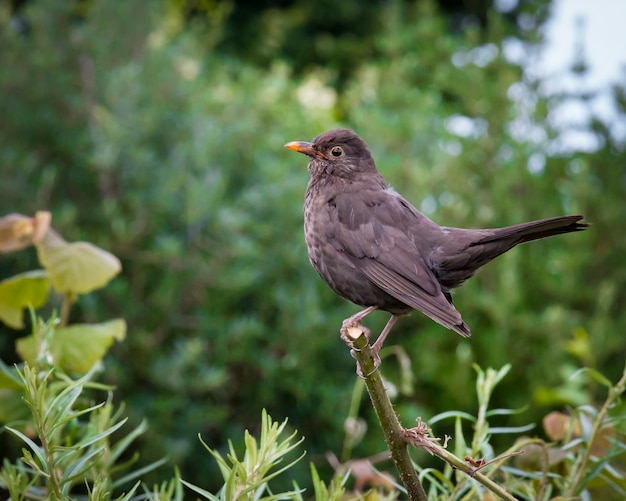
(329, 190), (471, 337)
(361, 259), (470, 337)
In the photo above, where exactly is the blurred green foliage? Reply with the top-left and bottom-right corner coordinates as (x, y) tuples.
(1, 0), (625, 494)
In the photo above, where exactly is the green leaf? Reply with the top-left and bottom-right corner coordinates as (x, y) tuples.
(16, 319), (126, 373)
(489, 423), (536, 434)
(111, 481), (141, 501)
(428, 410), (477, 425)
(110, 419), (149, 464)
(43, 384), (84, 433)
(36, 230), (121, 294)
(5, 426), (48, 473)
(571, 367), (614, 389)
(180, 479), (220, 500)
(199, 435), (232, 480)
(485, 406), (529, 418)
(77, 417), (127, 449)
(112, 457), (169, 490)
(61, 445), (107, 485)
(418, 467), (455, 496)
(453, 416), (468, 461)
(0, 270), (49, 328)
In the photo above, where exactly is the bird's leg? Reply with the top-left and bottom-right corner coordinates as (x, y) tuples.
(341, 312), (400, 379)
(340, 307), (401, 377)
(341, 306), (378, 334)
(340, 306), (379, 377)
(370, 315), (400, 362)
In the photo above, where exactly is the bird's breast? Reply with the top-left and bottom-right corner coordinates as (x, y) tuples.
(303, 188), (335, 267)
(302, 182), (413, 312)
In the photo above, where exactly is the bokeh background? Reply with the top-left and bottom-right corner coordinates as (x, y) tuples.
(1, 0), (625, 492)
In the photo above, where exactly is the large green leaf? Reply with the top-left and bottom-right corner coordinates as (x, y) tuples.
(0, 270), (50, 329)
(16, 319), (127, 373)
(36, 230), (121, 294)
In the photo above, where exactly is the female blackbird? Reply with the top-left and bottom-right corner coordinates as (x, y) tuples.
(285, 129), (587, 358)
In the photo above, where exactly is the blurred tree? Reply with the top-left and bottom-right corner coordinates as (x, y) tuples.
(170, 0), (552, 85)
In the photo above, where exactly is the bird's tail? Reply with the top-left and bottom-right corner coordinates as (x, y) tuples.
(437, 215), (588, 289)
(482, 215), (588, 245)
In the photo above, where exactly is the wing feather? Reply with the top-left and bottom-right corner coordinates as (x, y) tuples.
(329, 189), (471, 337)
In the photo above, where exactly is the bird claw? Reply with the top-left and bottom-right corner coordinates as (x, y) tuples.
(340, 321), (381, 378)
(354, 350), (381, 378)
(340, 319), (370, 346)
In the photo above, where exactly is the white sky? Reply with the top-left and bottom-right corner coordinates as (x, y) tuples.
(538, 0), (626, 90)
(533, 0), (626, 150)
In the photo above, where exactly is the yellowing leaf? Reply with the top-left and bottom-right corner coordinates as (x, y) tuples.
(0, 212), (51, 253)
(543, 411), (580, 441)
(16, 319), (126, 373)
(0, 270), (50, 329)
(36, 229), (121, 294)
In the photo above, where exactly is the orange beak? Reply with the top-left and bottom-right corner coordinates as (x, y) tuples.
(284, 141), (324, 158)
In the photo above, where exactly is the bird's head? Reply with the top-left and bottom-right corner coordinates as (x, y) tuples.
(284, 129), (378, 181)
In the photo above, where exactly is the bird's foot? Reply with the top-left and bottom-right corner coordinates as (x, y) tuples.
(340, 317), (370, 344)
(340, 320), (380, 378)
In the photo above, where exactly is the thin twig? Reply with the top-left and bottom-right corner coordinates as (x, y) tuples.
(403, 421), (519, 501)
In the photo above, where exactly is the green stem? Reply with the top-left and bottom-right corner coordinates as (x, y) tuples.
(40, 431), (63, 500)
(59, 291), (75, 327)
(348, 329), (427, 501)
(25, 366), (63, 499)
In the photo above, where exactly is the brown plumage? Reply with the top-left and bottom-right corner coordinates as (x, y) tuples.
(285, 129), (587, 356)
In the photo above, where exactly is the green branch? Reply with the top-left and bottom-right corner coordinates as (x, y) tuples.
(346, 326), (427, 500)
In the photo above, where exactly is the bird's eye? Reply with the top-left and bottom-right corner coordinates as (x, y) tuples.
(330, 146), (344, 157)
